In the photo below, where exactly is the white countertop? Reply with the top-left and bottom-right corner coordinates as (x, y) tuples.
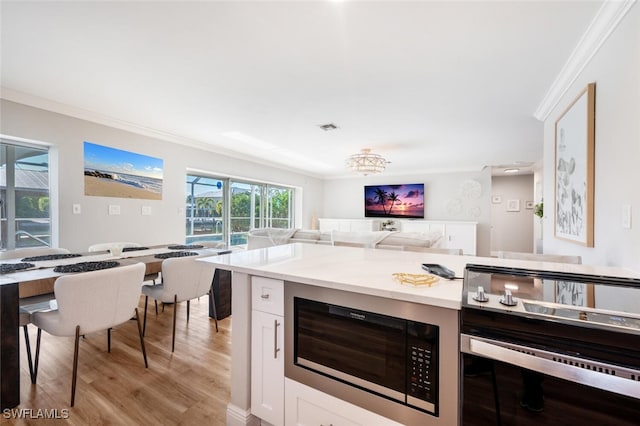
(199, 243), (640, 311)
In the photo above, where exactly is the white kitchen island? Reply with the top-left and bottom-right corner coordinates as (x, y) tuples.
(198, 243), (639, 426)
(199, 243), (470, 426)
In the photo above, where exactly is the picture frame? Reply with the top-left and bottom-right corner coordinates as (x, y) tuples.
(554, 83), (595, 246)
(506, 199), (520, 212)
(492, 195), (502, 204)
(525, 201), (534, 209)
(555, 281), (595, 308)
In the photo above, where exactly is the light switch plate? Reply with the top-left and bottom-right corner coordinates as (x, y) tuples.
(109, 205), (121, 215)
(72, 204), (81, 214)
(141, 206), (152, 216)
(622, 204), (632, 229)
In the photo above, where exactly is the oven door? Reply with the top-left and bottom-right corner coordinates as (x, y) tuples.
(460, 334), (640, 425)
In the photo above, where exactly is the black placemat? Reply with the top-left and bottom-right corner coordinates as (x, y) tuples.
(54, 261), (120, 273)
(22, 253), (82, 262)
(154, 251), (199, 259)
(167, 244), (204, 250)
(1, 262), (36, 273)
(122, 246), (150, 252)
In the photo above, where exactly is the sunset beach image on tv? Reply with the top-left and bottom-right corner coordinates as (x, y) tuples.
(84, 142), (163, 200)
(364, 183), (424, 218)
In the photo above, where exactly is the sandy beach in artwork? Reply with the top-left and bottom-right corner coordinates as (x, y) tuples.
(84, 176), (162, 200)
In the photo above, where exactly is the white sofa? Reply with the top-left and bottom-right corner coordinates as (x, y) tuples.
(246, 228), (443, 251)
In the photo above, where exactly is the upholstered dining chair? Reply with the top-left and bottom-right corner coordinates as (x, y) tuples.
(31, 262), (148, 406)
(0, 247), (70, 260)
(142, 255), (217, 352)
(89, 241), (161, 312)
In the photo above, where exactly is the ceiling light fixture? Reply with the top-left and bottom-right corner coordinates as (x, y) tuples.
(504, 168), (520, 174)
(346, 148), (388, 176)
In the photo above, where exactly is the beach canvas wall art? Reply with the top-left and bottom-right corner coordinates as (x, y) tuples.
(84, 142), (163, 200)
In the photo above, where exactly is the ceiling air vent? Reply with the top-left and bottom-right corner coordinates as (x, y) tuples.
(318, 123), (338, 131)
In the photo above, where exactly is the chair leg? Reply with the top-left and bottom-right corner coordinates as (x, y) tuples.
(134, 308), (148, 368)
(187, 300), (190, 323)
(209, 288), (219, 332)
(107, 328), (112, 352)
(71, 325), (81, 407)
(33, 328), (42, 384)
(153, 279), (158, 315)
(143, 295), (149, 337)
(23, 325), (36, 384)
(172, 294), (178, 352)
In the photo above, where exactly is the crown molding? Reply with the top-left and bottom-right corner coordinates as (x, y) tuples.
(0, 87), (327, 179)
(534, 0), (636, 121)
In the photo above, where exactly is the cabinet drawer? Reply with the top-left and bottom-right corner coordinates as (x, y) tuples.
(252, 277), (284, 316)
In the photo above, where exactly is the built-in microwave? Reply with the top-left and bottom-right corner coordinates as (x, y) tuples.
(284, 282), (457, 425)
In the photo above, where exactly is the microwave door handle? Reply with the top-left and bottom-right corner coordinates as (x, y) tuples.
(274, 319), (280, 359)
(465, 336), (640, 400)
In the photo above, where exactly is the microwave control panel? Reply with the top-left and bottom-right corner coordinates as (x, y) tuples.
(407, 322), (439, 411)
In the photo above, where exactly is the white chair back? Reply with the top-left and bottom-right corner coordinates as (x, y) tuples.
(34, 263), (146, 336)
(161, 256), (215, 303)
(88, 242), (141, 252)
(0, 247), (70, 260)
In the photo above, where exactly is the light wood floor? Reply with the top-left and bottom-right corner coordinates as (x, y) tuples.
(4, 296), (231, 425)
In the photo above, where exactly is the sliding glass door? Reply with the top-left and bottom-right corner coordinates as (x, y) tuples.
(186, 173), (294, 248)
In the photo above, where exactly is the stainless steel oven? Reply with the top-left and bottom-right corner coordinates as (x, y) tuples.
(460, 264), (640, 425)
(285, 281), (460, 426)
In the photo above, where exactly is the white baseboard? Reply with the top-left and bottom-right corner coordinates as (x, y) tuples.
(226, 403), (261, 426)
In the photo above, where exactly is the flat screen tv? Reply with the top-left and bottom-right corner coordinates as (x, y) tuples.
(364, 183), (425, 219)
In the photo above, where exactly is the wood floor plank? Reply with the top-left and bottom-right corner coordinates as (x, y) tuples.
(5, 295), (231, 425)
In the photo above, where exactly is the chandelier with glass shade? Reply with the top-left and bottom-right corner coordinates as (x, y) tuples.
(345, 149), (388, 175)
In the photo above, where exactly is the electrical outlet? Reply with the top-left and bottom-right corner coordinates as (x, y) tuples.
(141, 206), (152, 216)
(72, 204), (81, 214)
(108, 205), (121, 215)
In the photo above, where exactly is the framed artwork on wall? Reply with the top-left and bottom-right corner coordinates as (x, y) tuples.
(506, 199), (520, 212)
(554, 82), (595, 246)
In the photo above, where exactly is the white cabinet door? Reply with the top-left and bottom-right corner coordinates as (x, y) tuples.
(400, 221), (429, 233)
(318, 219), (381, 232)
(443, 223), (477, 255)
(251, 310), (285, 425)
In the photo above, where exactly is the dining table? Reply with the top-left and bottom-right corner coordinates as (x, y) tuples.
(0, 244), (231, 410)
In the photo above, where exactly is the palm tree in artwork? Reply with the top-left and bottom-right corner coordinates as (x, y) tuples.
(373, 188), (389, 215)
(387, 192), (400, 216)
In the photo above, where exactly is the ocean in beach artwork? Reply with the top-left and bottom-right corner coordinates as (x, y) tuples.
(83, 142), (163, 200)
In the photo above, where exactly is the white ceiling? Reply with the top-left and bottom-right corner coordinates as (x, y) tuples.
(0, 1), (605, 179)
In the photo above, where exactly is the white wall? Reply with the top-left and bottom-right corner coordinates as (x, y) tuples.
(490, 174), (534, 254)
(0, 100), (325, 252)
(322, 169), (492, 256)
(542, 4), (640, 270)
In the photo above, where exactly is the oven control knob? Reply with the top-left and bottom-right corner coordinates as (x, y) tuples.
(500, 289), (518, 307)
(473, 286), (489, 303)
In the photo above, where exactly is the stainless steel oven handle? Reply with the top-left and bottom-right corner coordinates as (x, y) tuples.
(461, 334), (640, 400)
(274, 319), (280, 359)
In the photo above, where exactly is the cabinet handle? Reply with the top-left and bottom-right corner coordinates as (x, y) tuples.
(261, 294), (270, 300)
(274, 320), (281, 359)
